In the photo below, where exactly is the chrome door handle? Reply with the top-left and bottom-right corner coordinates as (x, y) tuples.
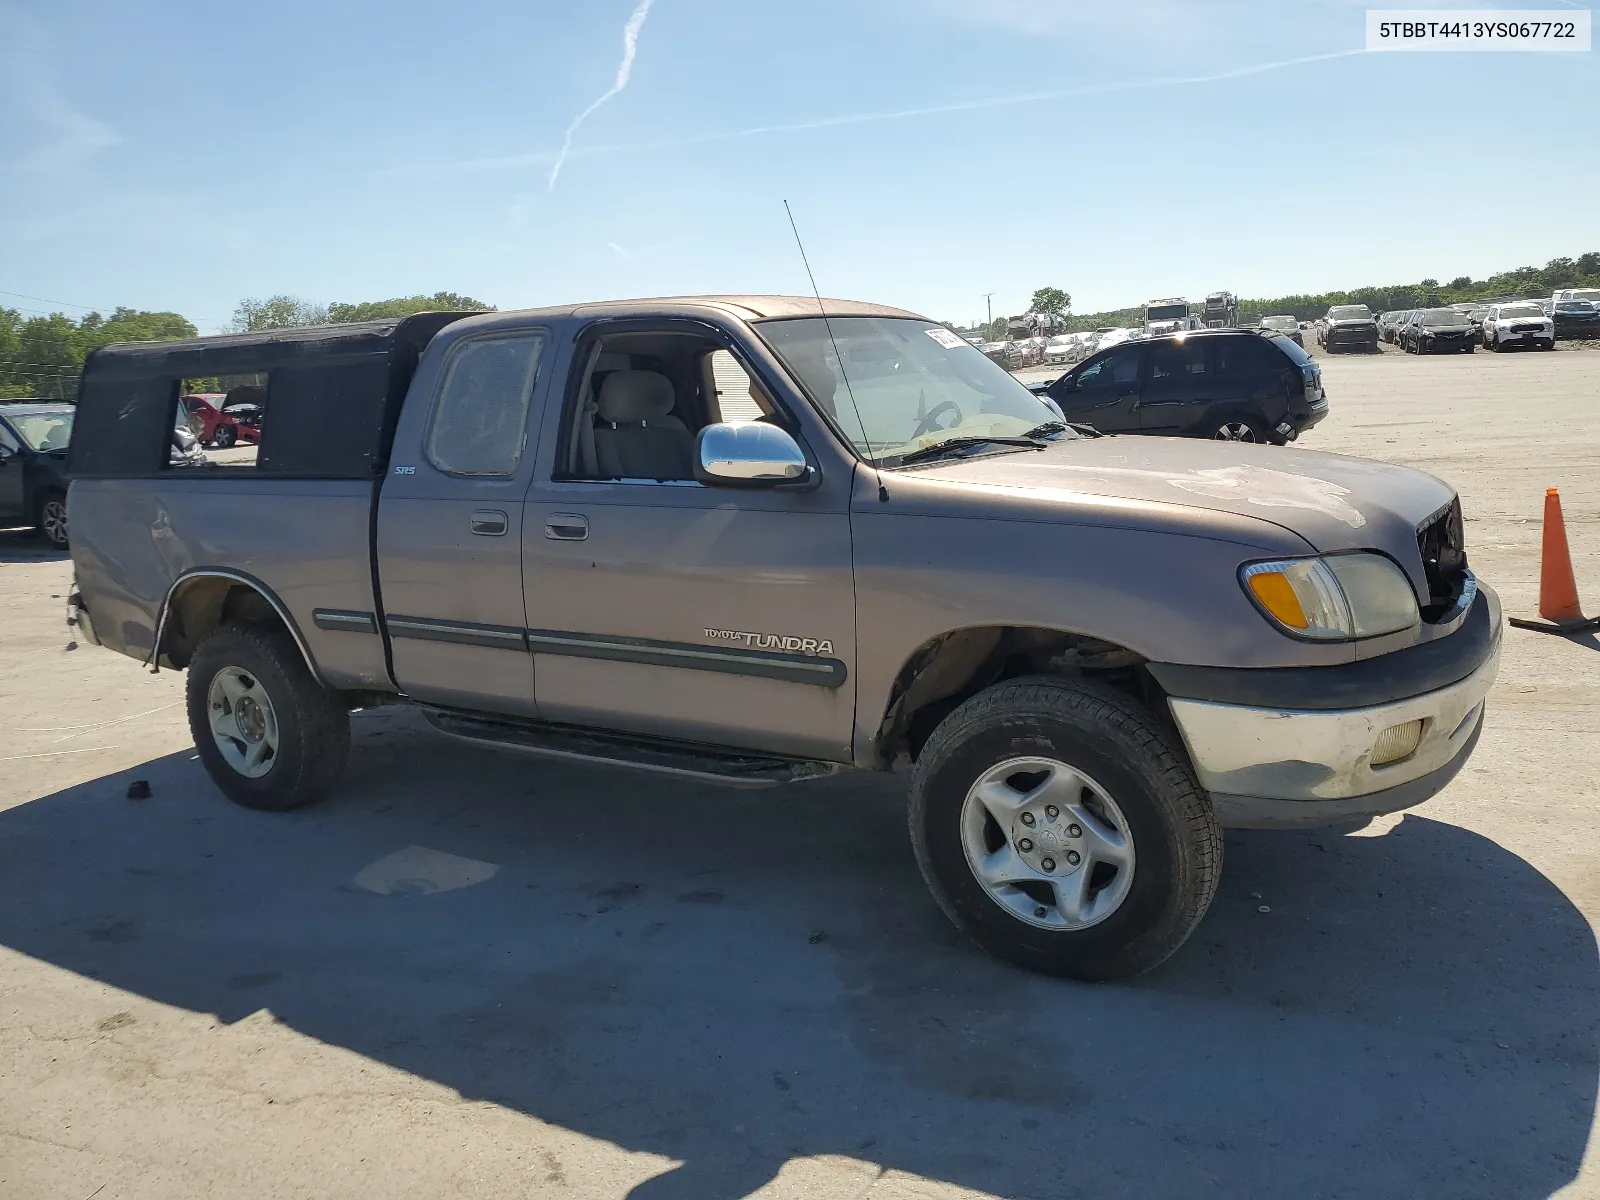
(544, 513), (588, 541)
(470, 509), (508, 536)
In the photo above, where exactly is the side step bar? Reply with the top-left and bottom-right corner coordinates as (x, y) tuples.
(421, 708), (842, 788)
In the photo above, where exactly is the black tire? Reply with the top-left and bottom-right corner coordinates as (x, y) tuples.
(35, 490), (68, 548)
(908, 676), (1222, 981)
(1464, 342), (1475, 353)
(186, 623), (350, 811)
(211, 424), (237, 449)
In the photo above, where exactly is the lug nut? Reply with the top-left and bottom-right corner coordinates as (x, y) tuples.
(1067, 823), (1082, 838)
(1018, 838), (1034, 852)
(1066, 850), (1081, 865)
(1041, 857), (1056, 872)
(1045, 805), (1059, 819)
(1020, 812), (1035, 827)
(1034, 906), (1048, 918)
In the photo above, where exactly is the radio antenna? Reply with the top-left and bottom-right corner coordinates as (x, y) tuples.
(783, 200), (876, 463)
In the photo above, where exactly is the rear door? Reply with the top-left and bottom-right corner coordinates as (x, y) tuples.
(375, 323), (555, 716)
(1046, 343), (1146, 432)
(1206, 335), (1293, 435)
(1137, 337), (1215, 434)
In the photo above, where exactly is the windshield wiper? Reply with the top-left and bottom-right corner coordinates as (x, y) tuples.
(896, 435), (1046, 466)
(1022, 419), (1104, 440)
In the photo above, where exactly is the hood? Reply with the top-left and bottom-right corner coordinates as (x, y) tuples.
(910, 436), (1455, 557)
(1419, 322), (1471, 332)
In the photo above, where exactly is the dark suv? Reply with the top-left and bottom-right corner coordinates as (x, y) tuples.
(0, 399), (74, 548)
(1033, 330), (1326, 444)
(1316, 304), (1380, 353)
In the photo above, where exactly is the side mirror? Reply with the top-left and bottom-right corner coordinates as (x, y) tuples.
(695, 421), (810, 487)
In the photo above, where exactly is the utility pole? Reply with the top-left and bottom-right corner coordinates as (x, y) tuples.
(983, 292), (994, 333)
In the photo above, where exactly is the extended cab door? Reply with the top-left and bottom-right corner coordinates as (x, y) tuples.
(1045, 343), (1146, 433)
(375, 322), (556, 716)
(520, 318), (856, 762)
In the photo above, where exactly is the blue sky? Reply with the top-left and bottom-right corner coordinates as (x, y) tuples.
(2, 0), (1595, 331)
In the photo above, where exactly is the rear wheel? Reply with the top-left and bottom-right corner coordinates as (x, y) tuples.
(186, 623), (350, 811)
(909, 676), (1221, 981)
(1212, 416), (1267, 443)
(211, 424), (237, 449)
(35, 491), (68, 548)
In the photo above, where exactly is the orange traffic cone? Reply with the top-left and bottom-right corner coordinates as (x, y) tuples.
(1509, 488), (1600, 634)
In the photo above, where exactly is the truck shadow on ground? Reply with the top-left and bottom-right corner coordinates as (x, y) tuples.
(1, 708), (1594, 1199)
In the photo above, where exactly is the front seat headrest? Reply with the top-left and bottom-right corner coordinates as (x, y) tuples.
(597, 370), (675, 423)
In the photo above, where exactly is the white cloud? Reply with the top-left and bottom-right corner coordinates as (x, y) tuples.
(0, 9), (121, 176)
(548, 0), (655, 192)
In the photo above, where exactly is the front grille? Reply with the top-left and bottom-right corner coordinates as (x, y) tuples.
(1510, 323), (1544, 333)
(1417, 497), (1469, 621)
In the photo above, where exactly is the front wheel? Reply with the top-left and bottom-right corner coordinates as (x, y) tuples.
(909, 677), (1221, 981)
(186, 624), (350, 811)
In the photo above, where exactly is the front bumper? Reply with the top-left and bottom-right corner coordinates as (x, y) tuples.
(1155, 579), (1501, 828)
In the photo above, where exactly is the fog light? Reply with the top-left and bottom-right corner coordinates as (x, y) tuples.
(1371, 720), (1424, 766)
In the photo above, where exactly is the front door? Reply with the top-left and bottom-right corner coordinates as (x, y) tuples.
(375, 323), (555, 716)
(521, 323), (857, 762)
(1048, 343), (1146, 433)
(0, 421), (23, 525)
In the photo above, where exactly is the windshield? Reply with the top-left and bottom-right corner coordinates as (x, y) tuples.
(1329, 306), (1371, 320)
(1501, 305), (1544, 318)
(1422, 310), (1464, 326)
(757, 316), (1073, 466)
(1145, 303), (1187, 321)
(0, 406), (74, 451)
(1260, 316), (1296, 330)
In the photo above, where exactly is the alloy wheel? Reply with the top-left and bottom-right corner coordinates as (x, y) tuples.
(960, 756), (1136, 931)
(206, 665), (281, 778)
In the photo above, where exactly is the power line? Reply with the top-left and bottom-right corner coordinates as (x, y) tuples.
(0, 287), (108, 311)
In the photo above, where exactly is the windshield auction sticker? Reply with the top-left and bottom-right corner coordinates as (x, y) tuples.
(1367, 10), (1591, 50)
(924, 327), (967, 349)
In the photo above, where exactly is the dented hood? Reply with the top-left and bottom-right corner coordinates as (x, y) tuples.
(912, 435), (1455, 555)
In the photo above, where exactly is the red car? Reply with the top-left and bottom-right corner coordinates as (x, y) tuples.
(181, 393), (261, 449)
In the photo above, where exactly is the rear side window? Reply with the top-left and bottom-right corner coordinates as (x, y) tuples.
(426, 333), (545, 476)
(1214, 336), (1294, 377)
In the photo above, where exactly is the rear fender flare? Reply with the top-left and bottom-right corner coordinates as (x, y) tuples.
(148, 568), (322, 684)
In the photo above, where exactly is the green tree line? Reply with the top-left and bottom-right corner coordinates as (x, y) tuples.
(0, 292), (495, 400)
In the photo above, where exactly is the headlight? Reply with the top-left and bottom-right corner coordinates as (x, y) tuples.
(1240, 554), (1419, 640)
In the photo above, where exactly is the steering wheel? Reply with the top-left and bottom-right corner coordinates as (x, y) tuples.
(911, 400), (964, 440)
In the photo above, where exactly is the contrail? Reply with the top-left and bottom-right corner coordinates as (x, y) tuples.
(378, 45), (1365, 182)
(548, 0), (654, 191)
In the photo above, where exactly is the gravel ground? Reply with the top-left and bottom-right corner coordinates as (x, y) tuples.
(1, 346), (1597, 1199)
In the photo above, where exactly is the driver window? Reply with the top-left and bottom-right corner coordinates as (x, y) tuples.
(1078, 346), (1142, 389)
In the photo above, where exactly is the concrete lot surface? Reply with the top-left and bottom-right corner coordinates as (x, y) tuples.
(2, 347), (1597, 1199)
